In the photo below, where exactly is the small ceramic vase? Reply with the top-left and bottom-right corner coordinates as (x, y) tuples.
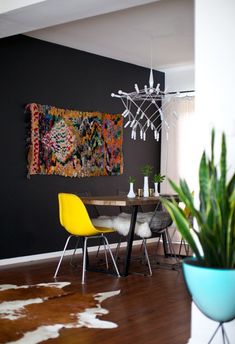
(127, 182), (136, 198)
(143, 176), (149, 197)
(154, 182), (159, 197)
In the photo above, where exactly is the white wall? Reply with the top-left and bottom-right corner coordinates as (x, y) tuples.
(189, 0), (235, 343)
(159, 64), (195, 243)
(162, 64), (195, 93)
(160, 64), (195, 194)
(195, 0), (235, 176)
(161, 1), (235, 340)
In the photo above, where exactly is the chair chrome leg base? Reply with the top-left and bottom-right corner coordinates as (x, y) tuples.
(70, 237), (80, 267)
(102, 236), (120, 277)
(142, 239), (152, 276)
(82, 237), (88, 284)
(81, 235), (120, 284)
(54, 234), (120, 284)
(54, 235), (74, 278)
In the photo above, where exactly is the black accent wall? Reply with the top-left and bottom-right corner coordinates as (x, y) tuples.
(0, 35), (164, 259)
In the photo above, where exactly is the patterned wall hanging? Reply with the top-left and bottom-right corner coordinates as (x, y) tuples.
(26, 103), (123, 178)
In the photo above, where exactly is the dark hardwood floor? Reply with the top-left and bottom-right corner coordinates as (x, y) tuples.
(0, 244), (191, 344)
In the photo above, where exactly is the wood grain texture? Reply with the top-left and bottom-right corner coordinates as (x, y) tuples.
(81, 194), (178, 207)
(0, 244), (191, 344)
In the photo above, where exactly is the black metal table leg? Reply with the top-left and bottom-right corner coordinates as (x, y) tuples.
(121, 205), (138, 276)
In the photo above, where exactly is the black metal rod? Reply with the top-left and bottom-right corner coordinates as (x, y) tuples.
(166, 90), (195, 95)
(121, 205), (138, 277)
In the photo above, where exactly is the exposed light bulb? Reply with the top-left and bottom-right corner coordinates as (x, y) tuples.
(156, 84), (160, 94)
(111, 69), (186, 141)
(134, 83), (140, 93)
(130, 120), (135, 128)
(122, 109), (129, 117)
(164, 120), (169, 129)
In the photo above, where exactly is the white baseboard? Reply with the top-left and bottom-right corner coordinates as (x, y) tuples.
(0, 238), (161, 266)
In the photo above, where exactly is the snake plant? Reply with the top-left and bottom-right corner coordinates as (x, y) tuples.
(161, 129), (235, 268)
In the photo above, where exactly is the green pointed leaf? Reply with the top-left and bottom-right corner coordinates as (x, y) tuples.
(163, 129), (235, 268)
(220, 132), (227, 191)
(168, 178), (204, 226)
(199, 152), (210, 214)
(211, 128), (215, 169)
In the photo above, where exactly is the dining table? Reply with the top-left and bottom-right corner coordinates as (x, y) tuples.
(81, 194), (178, 277)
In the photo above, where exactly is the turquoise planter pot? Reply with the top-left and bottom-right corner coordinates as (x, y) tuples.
(183, 257), (235, 323)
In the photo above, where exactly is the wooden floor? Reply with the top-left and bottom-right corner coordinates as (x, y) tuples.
(0, 244), (191, 344)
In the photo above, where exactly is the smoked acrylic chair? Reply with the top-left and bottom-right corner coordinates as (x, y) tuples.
(54, 193), (120, 284)
(144, 206), (181, 271)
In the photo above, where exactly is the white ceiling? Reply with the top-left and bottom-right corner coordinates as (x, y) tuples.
(0, 0), (194, 70)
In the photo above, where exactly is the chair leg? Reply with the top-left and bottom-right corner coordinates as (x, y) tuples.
(179, 237), (191, 257)
(70, 237), (80, 267)
(142, 239), (152, 276)
(165, 229), (180, 266)
(54, 235), (74, 278)
(178, 237), (183, 256)
(155, 235), (161, 255)
(184, 240), (191, 256)
(82, 237), (88, 284)
(114, 236), (122, 262)
(102, 234), (109, 269)
(103, 236), (120, 277)
(95, 236), (103, 258)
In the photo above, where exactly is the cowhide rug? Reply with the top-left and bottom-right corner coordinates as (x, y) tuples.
(0, 282), (120, 344)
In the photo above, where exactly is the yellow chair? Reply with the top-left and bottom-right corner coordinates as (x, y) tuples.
(54, 193), (120, 284)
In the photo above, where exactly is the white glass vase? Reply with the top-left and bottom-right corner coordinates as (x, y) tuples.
(143, 176), (149, 197)
(127, 182), (136, 198)
(154, 182), (159, 197)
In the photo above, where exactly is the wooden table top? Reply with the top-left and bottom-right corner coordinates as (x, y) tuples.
(80, 194), (178, 207)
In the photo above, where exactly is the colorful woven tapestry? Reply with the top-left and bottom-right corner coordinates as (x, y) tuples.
(26, 103), (123, 177)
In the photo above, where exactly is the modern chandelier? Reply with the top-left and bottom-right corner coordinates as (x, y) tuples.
(111, 69), (194, 141)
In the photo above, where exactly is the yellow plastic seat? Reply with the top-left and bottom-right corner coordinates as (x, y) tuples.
(54, 193), (120, 284)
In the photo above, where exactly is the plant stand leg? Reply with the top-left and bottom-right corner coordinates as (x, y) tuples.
(208, 323), (230, 344)
(221, 323), (230, 344)
(208, 323), (221, 344)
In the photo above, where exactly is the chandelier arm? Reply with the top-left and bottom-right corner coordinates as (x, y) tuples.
(139, 97), (156, 114)
(140, 106), (161, 131)
(132, 93), (154, 112)
(162, 110), (177, 128)
(141, 103), (163, 128)
(121, 97), (131, 111)
(126, 98), (149, 123)
(111, 73), (192, 140)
